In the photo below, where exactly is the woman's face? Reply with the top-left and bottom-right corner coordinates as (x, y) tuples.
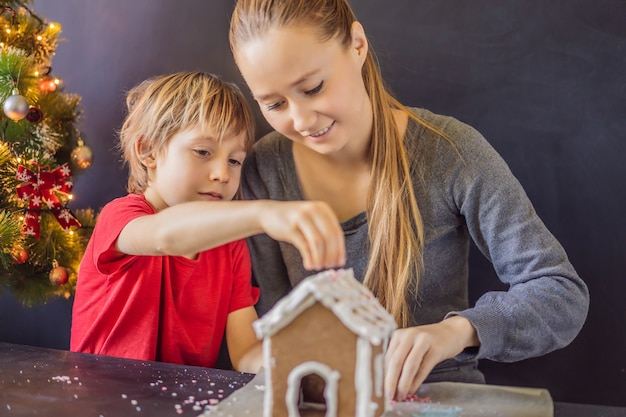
(234, 23), (373, 156)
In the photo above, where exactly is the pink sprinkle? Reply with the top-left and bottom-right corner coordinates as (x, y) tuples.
(209, 399), (219, 405)
(402, 394), (430, 403)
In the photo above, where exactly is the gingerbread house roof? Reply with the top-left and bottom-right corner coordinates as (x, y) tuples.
(253, 269), (397, 345)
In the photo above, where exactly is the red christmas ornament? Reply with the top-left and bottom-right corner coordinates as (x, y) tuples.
(49, 262), (69, 286)
(26, 106), (44, 124)
(12, 247), (28, 264)
(38, 77), (57, 93)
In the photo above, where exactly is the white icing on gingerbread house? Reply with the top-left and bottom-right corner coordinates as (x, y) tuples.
(253, 268), (397, 417)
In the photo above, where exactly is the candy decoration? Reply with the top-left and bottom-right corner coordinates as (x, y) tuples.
(49, 261), (69, 286)
(15, 164), (81, 238)
(3, 90), (29, 121)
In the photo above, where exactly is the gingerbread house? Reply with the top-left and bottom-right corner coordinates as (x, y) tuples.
(253, 268), (397, 417)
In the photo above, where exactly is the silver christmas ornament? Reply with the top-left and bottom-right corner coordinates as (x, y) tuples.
(3, 93), (30, 121)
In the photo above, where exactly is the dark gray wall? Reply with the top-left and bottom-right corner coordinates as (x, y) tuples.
(1, 0), (624, 407)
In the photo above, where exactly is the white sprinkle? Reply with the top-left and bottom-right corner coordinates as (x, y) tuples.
(121, 394), (128, 399)
(131, 400), (138, 405)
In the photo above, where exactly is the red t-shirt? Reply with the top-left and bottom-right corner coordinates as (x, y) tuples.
(70, 194), (259, 367)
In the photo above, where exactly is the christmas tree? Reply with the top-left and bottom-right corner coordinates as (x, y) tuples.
(0, 0), (95, 306)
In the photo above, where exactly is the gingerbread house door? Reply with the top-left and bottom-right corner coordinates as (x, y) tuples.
(285, 361), (340, 417)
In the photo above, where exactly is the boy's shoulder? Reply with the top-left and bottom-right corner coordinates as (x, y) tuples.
(99, 194), (153, 220)
(102, 193), (146, 210)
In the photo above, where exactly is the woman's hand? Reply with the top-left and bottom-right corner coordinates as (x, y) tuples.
(259, 200), (346, 270)
(384, 316), (480, 401)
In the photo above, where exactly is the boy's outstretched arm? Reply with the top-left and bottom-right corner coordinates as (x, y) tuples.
(225, 306), (263, 373)
(116, 200), (345, 270)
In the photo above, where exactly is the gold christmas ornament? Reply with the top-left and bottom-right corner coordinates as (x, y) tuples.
(71, 139), (94, 169)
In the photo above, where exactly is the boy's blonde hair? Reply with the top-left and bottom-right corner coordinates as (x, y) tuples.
(118, 71), (256, 194)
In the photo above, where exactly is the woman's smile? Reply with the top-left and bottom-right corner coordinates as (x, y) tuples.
(306, 121), (335, 142)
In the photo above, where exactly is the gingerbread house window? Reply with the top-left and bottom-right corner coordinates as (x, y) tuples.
(253, 269), (397, 417)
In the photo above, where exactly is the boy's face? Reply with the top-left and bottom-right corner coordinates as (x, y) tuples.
(146, 126), (247, 210)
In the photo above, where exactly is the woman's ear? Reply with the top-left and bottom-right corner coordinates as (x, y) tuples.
(350, 21), (368, 64)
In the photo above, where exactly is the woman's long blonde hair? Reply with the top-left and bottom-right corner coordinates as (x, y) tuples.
(230, 0), (443, 327)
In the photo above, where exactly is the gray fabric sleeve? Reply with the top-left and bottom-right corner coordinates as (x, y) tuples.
(439, 121), (589, 362)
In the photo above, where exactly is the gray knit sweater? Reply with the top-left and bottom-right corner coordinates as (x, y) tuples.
(241, 107), (589, 383)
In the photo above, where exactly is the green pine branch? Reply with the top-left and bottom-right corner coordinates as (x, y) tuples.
(0, 1), (95, 306)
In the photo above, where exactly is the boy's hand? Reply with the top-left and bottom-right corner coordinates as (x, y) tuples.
(260, 201), (346, 270)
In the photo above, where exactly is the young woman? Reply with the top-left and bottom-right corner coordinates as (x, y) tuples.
(70, 72), (345, 372)
(229, 0), (589, 400)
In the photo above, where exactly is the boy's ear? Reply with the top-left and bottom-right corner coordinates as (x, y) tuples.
(136, 136), (156, 168)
